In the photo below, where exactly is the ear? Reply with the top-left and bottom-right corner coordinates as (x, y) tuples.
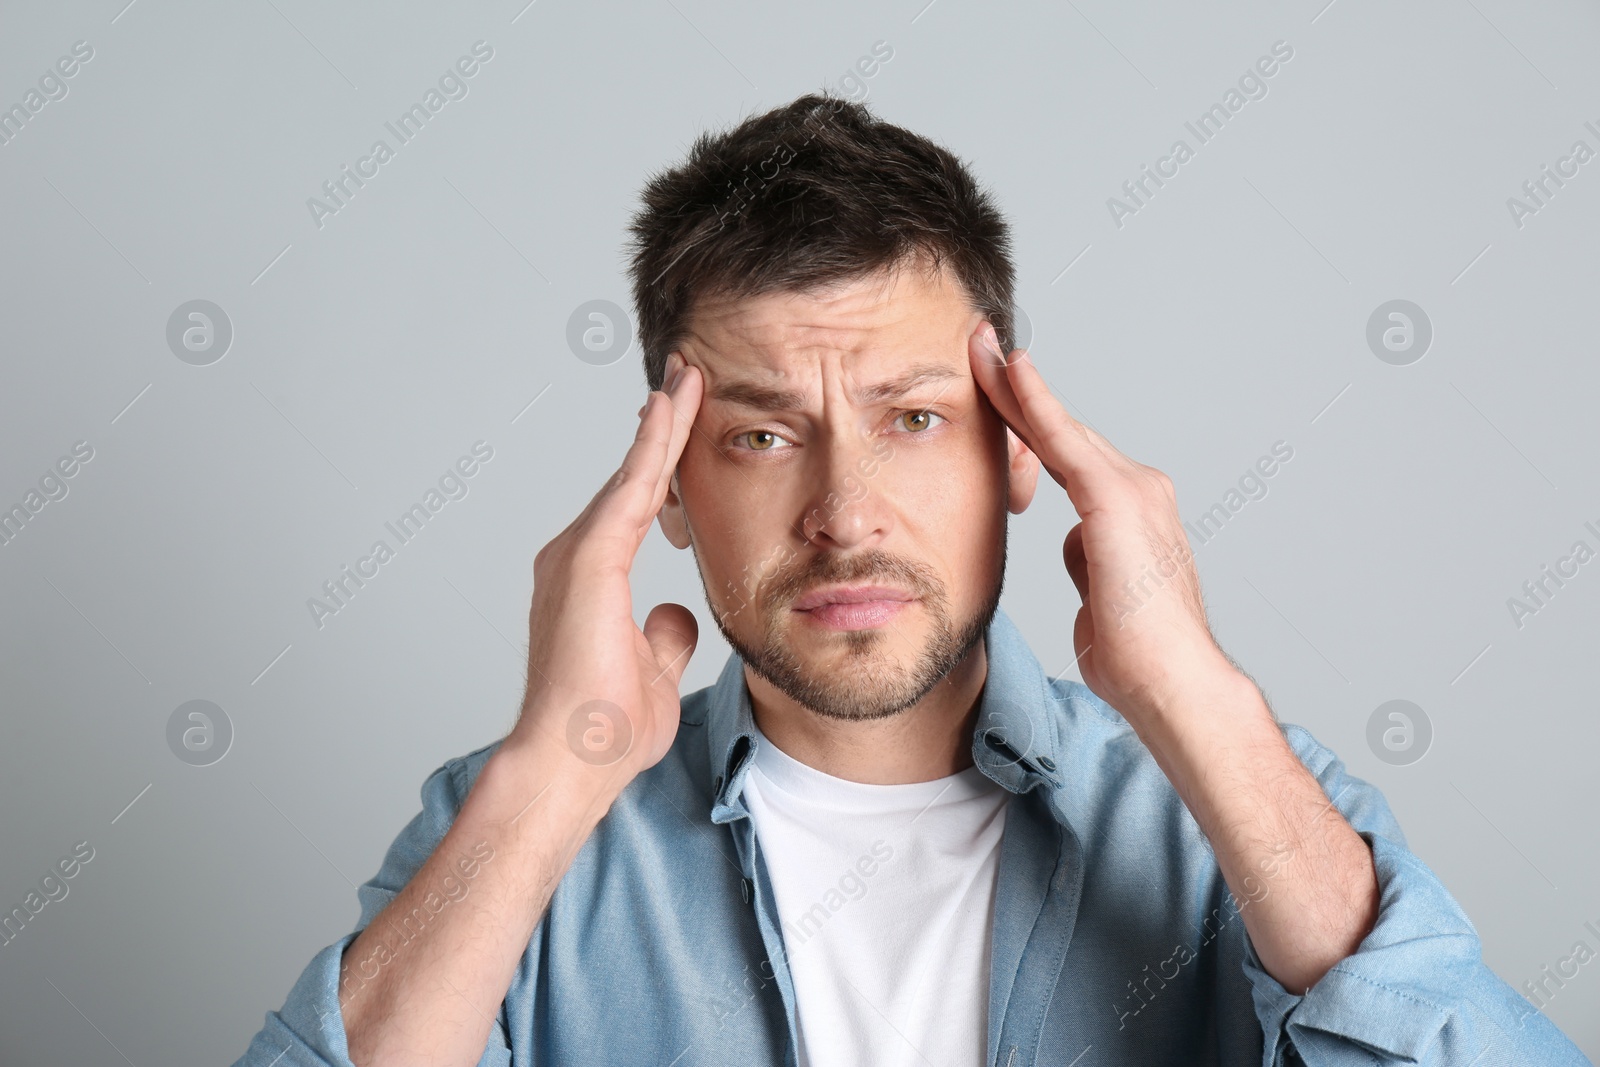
(1006, 426), (1040, 515)
(658, 469), (693, 549)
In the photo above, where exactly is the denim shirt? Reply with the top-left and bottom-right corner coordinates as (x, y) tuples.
(233, 606), (1591, 1066)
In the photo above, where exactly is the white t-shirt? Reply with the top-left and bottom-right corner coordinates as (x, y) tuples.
(741, 724), (1010, 1067)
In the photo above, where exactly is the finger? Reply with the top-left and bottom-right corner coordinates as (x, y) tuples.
(969, 324), (1098, 507)
(643, 602), (698, 689)
(1004, 351), (1118, 457)
(1072, 606), (1094, 680)
(651, 354), (702, 511)
(995, 340), (1139, 516)
(1063, 522), (1089, 601)
(586, 386), (684, 548)
(969, 325), (1038, 454)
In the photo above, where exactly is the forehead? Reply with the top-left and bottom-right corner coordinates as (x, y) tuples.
(684, 265), (979, 380)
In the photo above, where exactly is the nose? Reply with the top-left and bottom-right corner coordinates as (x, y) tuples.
(797, 427), (894, 550)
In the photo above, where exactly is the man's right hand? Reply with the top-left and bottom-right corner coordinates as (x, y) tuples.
(509, 349), (704, 783)
(336, 352), (703, 1067)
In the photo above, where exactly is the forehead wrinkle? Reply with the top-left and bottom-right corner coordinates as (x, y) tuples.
(688, 270), (971, 414)
(696, 275), (909, 355)
(707, 361), (963, 412)
(692, 319), (879, 413)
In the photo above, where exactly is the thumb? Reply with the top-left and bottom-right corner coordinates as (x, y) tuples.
(643, 603), (699, 689)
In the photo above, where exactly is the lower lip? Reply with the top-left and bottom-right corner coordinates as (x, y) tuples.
(795, 599), (914, 631)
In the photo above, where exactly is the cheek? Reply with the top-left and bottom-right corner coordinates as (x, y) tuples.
(678, 442), (785, 585)
(894, 425), (1008, 519)
(890, 431), (1008, 583)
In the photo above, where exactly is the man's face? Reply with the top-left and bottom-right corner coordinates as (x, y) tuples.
(657, 264), (1038, 722)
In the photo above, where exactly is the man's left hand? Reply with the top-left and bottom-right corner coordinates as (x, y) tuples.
(968, 320), (1240, 726)
(968, 318), (1379, 995)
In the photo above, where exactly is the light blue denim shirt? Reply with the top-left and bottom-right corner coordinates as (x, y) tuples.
(233, 606), (1590, 1066)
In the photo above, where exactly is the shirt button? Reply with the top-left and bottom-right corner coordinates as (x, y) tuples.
(714, 774), (724, 794)
(741, 877), (752, 904)
(1037, 755), (1057, 772)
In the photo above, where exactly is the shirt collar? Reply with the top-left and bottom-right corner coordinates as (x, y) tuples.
(704, 604), (1064, 823)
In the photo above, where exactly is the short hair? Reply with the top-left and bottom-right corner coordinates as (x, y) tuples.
(625, 92), (1017, 392)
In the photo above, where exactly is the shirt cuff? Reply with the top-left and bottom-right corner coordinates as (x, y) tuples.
(230, 933), (360, 1066)
(1232, 724), (1596, 1064)
(231, 750), (515, 1067)
(1244, 830), (1468, 1056)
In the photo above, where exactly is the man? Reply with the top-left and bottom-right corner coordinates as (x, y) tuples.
(233, 94), (1590, 1066)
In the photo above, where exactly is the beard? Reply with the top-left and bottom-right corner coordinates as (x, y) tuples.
(698, 533), (1007, 723)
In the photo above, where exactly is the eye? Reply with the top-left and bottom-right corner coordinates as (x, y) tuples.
(895, 410), (944, 433)
(734, 429), (794, 452)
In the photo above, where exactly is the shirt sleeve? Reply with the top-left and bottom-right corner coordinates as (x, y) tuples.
(1236, 723), (1593, 1067)
(230, 755), (514, 1067)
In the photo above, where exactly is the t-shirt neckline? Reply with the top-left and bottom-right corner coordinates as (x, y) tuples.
(748, 722), (1002, 814)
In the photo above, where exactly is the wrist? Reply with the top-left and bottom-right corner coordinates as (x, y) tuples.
(1127, 662), (1277, 762)
(486, 729), (636, 832)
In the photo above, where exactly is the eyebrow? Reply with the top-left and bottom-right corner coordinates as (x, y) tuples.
(707, 362), (964, 412)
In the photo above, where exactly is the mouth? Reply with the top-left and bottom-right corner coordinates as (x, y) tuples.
(791, 585), (917, 631)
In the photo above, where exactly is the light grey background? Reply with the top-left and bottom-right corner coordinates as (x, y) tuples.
(2, 0), (1596, 1062)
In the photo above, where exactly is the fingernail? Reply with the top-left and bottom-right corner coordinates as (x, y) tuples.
(976, 324), (1004, 363)
(665, 353), (684, 392)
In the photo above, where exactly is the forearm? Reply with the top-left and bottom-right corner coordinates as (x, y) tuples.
(339, 734), (623, 1067)
(1132, 667), (1378, 993)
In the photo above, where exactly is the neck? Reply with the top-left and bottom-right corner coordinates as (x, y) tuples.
(746, 637), (989, 784)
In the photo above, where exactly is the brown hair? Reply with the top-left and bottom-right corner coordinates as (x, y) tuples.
(625, 92), (1017, 391)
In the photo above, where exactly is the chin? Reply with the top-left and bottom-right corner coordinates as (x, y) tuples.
(715, 593), (993, 724)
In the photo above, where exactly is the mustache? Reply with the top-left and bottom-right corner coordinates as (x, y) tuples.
(767, 549), (940, 609)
